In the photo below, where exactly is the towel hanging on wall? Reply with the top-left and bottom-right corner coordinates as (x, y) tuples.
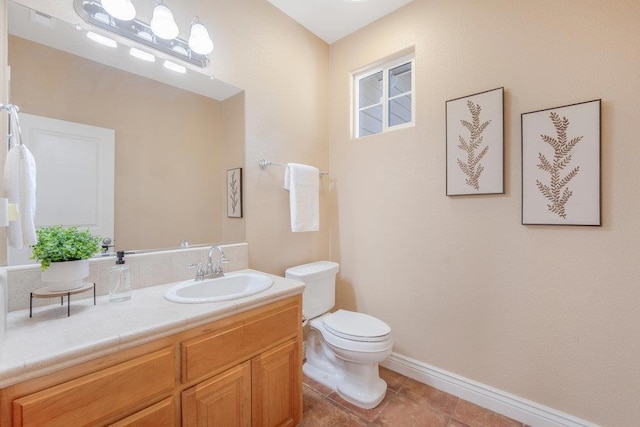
(285, 163), (319, 232)
(3, 144), (37, 248)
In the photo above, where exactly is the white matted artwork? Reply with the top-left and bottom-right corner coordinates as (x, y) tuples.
(446, 87), (504, 195)
(227, 168), (242, 218)
(521, 99), (601, 226)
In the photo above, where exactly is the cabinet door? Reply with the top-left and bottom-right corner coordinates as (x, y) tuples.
(109, 397), (176, 427)
(252, 339), (302, 427)
(182, 361), (251, 427)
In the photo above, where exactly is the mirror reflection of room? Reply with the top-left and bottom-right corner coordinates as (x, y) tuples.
(6, 1), (245, 263)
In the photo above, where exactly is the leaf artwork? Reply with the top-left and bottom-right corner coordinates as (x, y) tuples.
(535, 112), (583, 219)
(456, 100), (491, 190)
(229, 170), (239, 214)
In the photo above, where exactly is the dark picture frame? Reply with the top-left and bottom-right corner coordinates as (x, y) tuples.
(521, 99), (601, 226)
(446, 87), (504, 195)
(227, 167), (242, 218)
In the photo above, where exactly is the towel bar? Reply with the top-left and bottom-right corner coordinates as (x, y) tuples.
(259, 159), (328, 175)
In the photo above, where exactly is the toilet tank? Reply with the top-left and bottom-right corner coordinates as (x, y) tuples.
(285, 261), (339, 320)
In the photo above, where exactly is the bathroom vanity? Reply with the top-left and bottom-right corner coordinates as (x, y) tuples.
(0, 270), (304, 426)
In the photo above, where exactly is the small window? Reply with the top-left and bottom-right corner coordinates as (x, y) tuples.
(353, 55), (414, 138)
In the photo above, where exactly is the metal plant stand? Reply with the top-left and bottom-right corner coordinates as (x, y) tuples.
(30, 282), (96, 317)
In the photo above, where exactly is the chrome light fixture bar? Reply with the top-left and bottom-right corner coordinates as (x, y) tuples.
(74, 0), (210, 68)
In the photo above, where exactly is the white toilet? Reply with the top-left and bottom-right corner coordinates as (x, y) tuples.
(285, 261), (393, 409)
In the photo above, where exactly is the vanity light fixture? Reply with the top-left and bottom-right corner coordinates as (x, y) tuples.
(74, 0), (212, 68)
(101, 0), (136, 21)
(129, 47), (155, 62)
(86, 30), (117, 47)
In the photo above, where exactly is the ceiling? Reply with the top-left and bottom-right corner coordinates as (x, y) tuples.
(268, 0), (415, 44)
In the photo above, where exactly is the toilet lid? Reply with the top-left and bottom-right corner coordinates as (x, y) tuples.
(322, 310), (391, 342)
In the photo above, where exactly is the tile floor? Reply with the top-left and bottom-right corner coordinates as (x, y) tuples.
(300, 367), (526, 427)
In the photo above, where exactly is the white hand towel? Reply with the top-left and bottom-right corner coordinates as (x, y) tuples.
(3, 145), (37, 248)
(284, 163), (319, 232)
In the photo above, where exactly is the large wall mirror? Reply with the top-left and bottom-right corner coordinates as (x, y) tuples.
(6, 1), (245, 265)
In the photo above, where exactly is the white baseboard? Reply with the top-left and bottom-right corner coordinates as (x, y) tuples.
(381, 352), (597, 427)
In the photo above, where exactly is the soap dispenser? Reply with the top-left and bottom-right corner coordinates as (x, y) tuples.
(109, 251), (131, 302)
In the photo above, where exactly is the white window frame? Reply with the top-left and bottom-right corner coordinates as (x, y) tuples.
(352, 54), (415, 139)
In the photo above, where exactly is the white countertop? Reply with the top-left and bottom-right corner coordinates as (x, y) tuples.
(0, 269), (304, 389)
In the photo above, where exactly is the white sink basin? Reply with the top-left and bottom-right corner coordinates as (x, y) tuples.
(164, 273), (274, 303)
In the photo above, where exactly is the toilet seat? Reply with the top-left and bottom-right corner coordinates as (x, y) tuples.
(322, 310), (391, 342)
(310, 313), (393, 354)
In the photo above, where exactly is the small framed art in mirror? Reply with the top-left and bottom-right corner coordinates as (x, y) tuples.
(227, 168), (243, 218)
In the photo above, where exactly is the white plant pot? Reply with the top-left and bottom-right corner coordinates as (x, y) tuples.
(41, 260), (90, 291)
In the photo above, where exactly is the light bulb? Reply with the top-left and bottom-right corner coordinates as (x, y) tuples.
(150, 3), (179, 40)
(101, 0), (136, 21)
(189, 22), (213, 55)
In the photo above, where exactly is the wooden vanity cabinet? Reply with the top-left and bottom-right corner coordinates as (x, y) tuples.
(181, 339), (301, 427)
(0, 295), (303, 427)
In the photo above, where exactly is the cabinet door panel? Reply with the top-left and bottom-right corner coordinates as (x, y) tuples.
(252, 340), (302, 427)
(182, 361), (251, 427)
(109, 397), (176, 427)
(13, 347), (175, 427)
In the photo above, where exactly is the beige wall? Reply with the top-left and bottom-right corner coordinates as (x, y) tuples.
(204, 0), (331, 273)
(221, 91), (246, 244)
(329, 1), (640, 425)
(8, 35), (229, 251)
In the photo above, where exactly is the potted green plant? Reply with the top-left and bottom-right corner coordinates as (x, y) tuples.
(31, 225), (101, 291)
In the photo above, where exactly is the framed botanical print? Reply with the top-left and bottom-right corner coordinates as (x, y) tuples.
(227, 167), (242, 218)
(446, 87), (504, 195)
(521, 99), (601, 225)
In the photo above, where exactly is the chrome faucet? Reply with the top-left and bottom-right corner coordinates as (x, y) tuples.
(188, 246), (229, 281)
(206, 245), (229, 278)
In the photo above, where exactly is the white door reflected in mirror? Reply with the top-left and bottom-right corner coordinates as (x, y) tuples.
(8, 114), (114, 266)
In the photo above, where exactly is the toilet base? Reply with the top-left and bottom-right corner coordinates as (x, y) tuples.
(303, 361), (343, 391)
(303, 326), (346, 391)
(336, 365), (387, 409)
(304, 360), (388, 409)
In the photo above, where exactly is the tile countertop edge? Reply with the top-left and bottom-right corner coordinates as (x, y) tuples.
(0, 269), (305, 389)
